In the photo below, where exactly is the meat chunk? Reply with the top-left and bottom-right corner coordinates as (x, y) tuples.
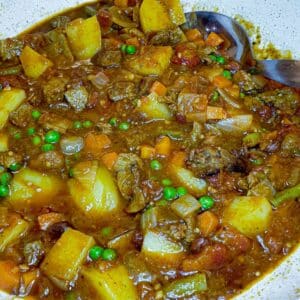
(0, 151), (22, 168)
(187, 146), (237, 176)
(9, 103), (33, 128)
(24, 240), (45, 266)
(64, 86), (89, 111)
(233, 70), (265, 95)
(95, 50), (122, 67)
(108, 81), (137, 102)
(150, 29), (183, 46)
(38, 112), (72, 134)
(43, 76), (69, 104)
(30, 151), (65, 170)
(0, 38), (24, 61)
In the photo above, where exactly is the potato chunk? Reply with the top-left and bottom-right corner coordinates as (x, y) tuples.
(79, 265), (138, 300)
(66, 16), (101, 60)
(142, 229), (185, 267)
(223, 196), (272, 236)
(126, 46), (173, 76)
(41, 228), (95, 290)
(140, 0), (185, 33)
(8, 168), (65, 209)
(138, 93), (172, 120)
(20, 46), (53, 79)
(0, 133), (8, 152)
(68, 161), (123, 220)
(0, 88), (26, 129)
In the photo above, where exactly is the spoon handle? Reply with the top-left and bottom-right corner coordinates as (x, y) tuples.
(258, 60), (300, 88)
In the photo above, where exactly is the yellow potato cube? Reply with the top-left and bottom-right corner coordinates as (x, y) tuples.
(66, 16), (101, 60)
(41, 228), (95, 290)
(0, 133), (8, 152)
(20, 46), (53, 79)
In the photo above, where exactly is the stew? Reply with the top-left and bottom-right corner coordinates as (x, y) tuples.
(0, 0), (299, 299)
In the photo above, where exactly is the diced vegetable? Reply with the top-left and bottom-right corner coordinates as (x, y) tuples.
(126, 46), (173, 76)
(185, 29), (202, 41)
(164, 0), (186, 25)
(0, 215), (29, 252)
(79, 265), (138, 300)
(101, 152), (118, 170)
(205, 32), (224, 47)
(84, 133), (111, 156)
(150, 81), (167, 96)
(64, 86), (89, 111)
(223, 196), (272, 236)
(169, 164), (207, 197)
(171, 194), (201, 218)
(164, 273), (207, 299)
(68, 160), (123, 220)
(140, 145), (156, 159)
(213, 75), (232, 88)
(37, 212), (66, 231)
(142, 229), (185, 267)
(41, 228), (95, 290)
(155, 136), (171, 156)
(197, 211), (219, 237)
(243, 132), (261, 147)
(0, 133), (8, 152)
(138, 93), (172, 120)
(206, 106), (227, 120)
(0, 88), (26, 129)
(109, 6), (137, 28)
(216, 115), (253, 134)
(8, 168), (65, 209)
(170, 151), (186, 167)
(66, 16), (101, 60)
(0, 260), (20, 293)
(270, 183), (300, 207)
(20, 46), (53, 79)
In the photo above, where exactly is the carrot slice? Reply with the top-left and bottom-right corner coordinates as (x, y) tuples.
(101, 152), (118, 170)
(0, 260), (20, 293)
(213, 75), (232, 88)
(197, 211), (219, 237)
(155, 136), (171, 156)
(85, 133), (111, 155)
(170, 151), (186, 167)
(205, 32), (224, 47)
(150, 81), (167, 96)
(185, 28), (202, 41)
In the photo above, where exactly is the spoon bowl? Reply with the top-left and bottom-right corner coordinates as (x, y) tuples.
(183, 11), (300, 87)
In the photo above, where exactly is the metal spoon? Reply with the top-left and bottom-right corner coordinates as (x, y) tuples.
(183, 11), (300, 88)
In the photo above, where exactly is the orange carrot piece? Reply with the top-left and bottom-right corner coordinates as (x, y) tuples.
(206, 106), (227, 120)
(114, 0), (128, 7)
(150, 81), (167, 96)
(85, 133), (111, 155)
(185, 28), (202, 41)
(197, 211), (219, 237)
(155, 136), (171, 156)
(101, 152), (118, 170)
(140, 145), (156, 159)
(205, 32), (224, 47)
(213, 75), (233, 88)
(125, 37), (140, 48)
(170, 151), (186, 167)
(38, 212), (66, 230)
(0, 260), (20, 293)
(22, 269), (39, 292)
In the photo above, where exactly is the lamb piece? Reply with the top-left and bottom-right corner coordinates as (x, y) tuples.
(38, 112), (72, 134)
(108, 81), (137, 102)
(95, 50), (122, 67)
(150, 28), (183, 46)
(9, 103), (33, 128)
(233, 70), (265, 95)
(0, 38), (24, 61)
(43, 77), (69, 104)
(187, 146), (237, 176)
(64, 86), (89, 112)
(30, 151), (65, 170)
(24, 240), (45, 266)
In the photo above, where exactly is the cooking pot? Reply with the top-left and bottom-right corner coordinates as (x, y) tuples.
(0, 1), (299, 299)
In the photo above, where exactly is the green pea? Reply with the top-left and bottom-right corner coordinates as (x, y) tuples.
(216, 55), (226, 64)
(108, 117), (118, 127)
(150, 159), (162, 171)
(9, 162), (22, 172)
(163, 186), (177, 200)
(211, 90), (219, 102)
(32, 136), (42, 146)
(118, 122), (130, 131)
(240, 92), (245, 98)
(73, 120), (82, 129)
(222, 70), (232, 80)
(27, 127), (36, 136)
(161, 178), (172, 186)
(82, 120), (93, 128)
(44, 130), (61, 144)
(101, 248), (117, 261)
(41, 143), (55, 152)
(89, 245), (104, 261)
(177, 186), (187, 197)
(126, 45), (137, 55)
(209, 54), (217, 61)
(13, 132), (21, 140)
(120, 44), (127, 52)
(31, 110), (41, 120)
(0, 172), (12, 185)
(101, 226), (113, 237)
(0, 184), (9, 197)
(198, 195), (215, 210)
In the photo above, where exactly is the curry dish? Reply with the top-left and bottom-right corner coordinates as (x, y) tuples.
(0, 0), (299, 299)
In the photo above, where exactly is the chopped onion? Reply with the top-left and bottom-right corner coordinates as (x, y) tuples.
(171, 194), (201, 218)
(60, 136), (84, 155)
(217, 88), (241, 108)
(216, 114), (253, 134)
(88, 72), (109, 89)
